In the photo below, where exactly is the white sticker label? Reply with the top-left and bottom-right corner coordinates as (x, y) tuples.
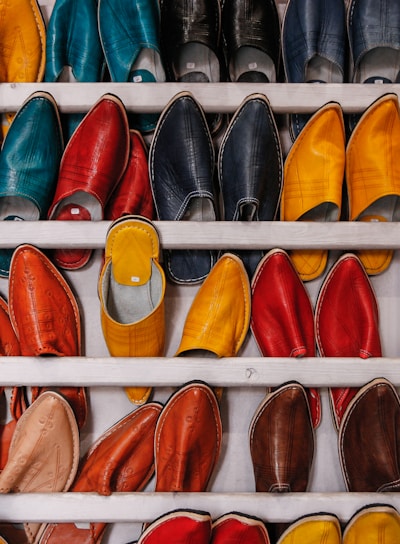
(133, 75), (143, 83)
(186, 62), (195, 69)
(249, 62), (258, 70)
(71, 208), (80, 215)
(131, 276), (140, 282)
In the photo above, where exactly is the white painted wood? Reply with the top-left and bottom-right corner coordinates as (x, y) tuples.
(0, 492), (399, 524)
(1, 82), (399, 114)
(0, 221), (400, 249)
(0, 356), (398, 387)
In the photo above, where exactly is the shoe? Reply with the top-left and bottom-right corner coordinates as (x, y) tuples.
(249, 382), (314, 492)
(211, 512), (270, 543)
(343, 504), (400, 543)
(44, 0), (105, 140)
(38, 402), (162, 543)
(105, 130), (155, 221)
(0, 0), (46, 139)
(48, 93), (130, 270)
(149, 91), (218, 284)
(315, 253), (382, 431)
(347, 0), (400, 129)
(160, 0), (225, 134)
(281, 102), (345, 281)
(98, 216), (166, 405)
(282, 0), (346, 140)
(9, 244), (87, 430)
(339, 377), (400, 492)
(154, 382), (222, 492)
(0, 391), (79, 544)
(251, 248), (321, 428)
(346, 93), (400, 275)
(276, 513), (341, 544)
(176, 253), (250, 359)
(137, 510), (212, 544)
(98, 0), (165, 133)
(222, 0), (281, 82)
(218, 94), (283, 277)
(0, 91), (63, 277)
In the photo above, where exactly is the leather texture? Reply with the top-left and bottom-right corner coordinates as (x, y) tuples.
(0, 91), (63, 277)
(282, 0), (346, 140)
(9, 244), (87, 430)
(154, 382), (222, 492)
(346, 93), (400, 275)
(44, 0), (105, 140)
(149, 91), (218, 284)
(218, 94), (283, 277)
(0, 391), (79, 544)
(315, 253), (382, 431)
(249, 382), (314, 492)
(98, 0), (165, 133)
(0, 0), (46, 139)
(281, 102), (345, 282)
(176, 253), (250, 359)
(211, 512), (270, 543)
(39, 402), (162, 544)
(48, 93), (130, 270)
(343, 504), (400, 544)
(99, 216), (165, 405)
(160, 0), (223, 134)
(339, 377), (400, 492)
(105, 130), (155, 221)
(137, 510), (212, 544)
(348, 0), (400, 83)
(276, 513), (342, 544)
(251, 248), (321, 428)
(222, 0), (280, 82)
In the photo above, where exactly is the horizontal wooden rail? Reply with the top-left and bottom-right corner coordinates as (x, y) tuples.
(0, 221), (400, 250)
(0, 82), (399, 113)
(0, 492), (398, 524)
(0, 357), (397, 387)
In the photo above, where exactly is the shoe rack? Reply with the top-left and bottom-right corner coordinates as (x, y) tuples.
(1, 1), (400, 543)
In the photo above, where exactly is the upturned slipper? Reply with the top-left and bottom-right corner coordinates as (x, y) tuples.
(98, 215), (166, 405)
(281, 102), (345, 281)
(154, 382), (222, 492)
(346, 93), (400, 275)
(9, 244), (88, 430)
(38, 402), (162, 544)
(0, 391), (79, 544)
(48, 93), (130, 270)
(315, 253), (382, 431)
(0, 91), (63, 277)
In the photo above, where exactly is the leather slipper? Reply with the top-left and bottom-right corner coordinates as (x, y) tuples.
(154, 381), (222, 492)
(346, 93), (400, 275)
(281, 102), (345, 281)
(0, 391), (79, 544)
(39, 402), (162, 544)
(343, 504), (400, 543)
(99, 215), (166, 405)
(211, 512), (270, 543)
(136, 509), (212, 543)
(315, 253), (382, 431)
(48, 93), (130, 270)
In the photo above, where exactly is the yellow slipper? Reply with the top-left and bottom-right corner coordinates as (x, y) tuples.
(346, 93), (400, 275)
(98, 215), (166, 404)
(281, 102), (345, 281)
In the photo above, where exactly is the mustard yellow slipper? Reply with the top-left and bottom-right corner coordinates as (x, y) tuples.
(98, 215), (166, 404)
(346, 93), (400, 275)
(276, 513), (341, 544)
(281, 102), (345, 281)
(343, 504), (400, 544)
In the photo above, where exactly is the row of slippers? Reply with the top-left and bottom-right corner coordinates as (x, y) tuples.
(1, 86), (399, 284)
(0, 375), (399, 543)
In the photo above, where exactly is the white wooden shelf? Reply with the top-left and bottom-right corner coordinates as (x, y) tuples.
(0, 492), (399, 524)
(0, 357), (398, 388)
(0, 82), (399, 114)
(0, 221), (400, 250)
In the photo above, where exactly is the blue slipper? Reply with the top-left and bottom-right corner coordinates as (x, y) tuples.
(98, 0), (166, 133)
(0, 91), (63, 277)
